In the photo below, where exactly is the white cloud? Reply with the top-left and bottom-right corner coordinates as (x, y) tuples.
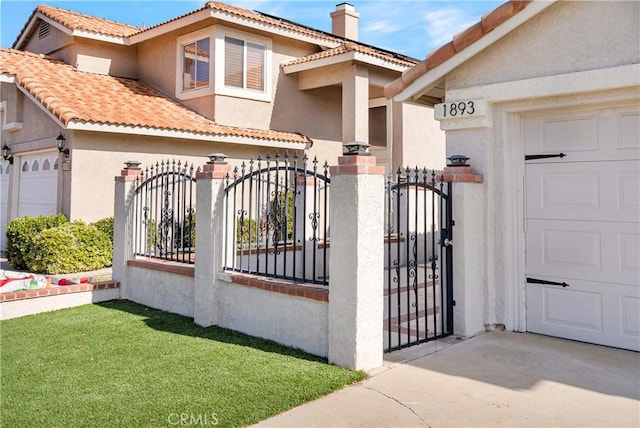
(423, 6), (477, 47)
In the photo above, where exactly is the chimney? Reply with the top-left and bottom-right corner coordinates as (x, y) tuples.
(331, 3), (359, 41)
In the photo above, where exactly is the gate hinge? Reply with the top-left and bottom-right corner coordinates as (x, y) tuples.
(452, 300), (456, 306)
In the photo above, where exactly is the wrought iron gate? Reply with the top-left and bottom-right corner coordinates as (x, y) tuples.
(384, 167), (453, 352)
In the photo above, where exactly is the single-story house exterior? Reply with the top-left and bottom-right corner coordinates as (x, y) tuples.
(386, 0), (639, 351)
(0, 1), (445, 251)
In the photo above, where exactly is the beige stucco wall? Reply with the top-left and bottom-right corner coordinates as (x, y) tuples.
(21, 22), (73, 58)
(21, 23), (138, 78)
(447, 1), (640, 91)
(399, 103), (445, 171)
(68, 131), (306, 222)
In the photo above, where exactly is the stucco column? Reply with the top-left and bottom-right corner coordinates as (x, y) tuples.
(328, 153), (385, 370)
(193, 158), (231, 327)
(342, 64), (369, 143)
(441, 163), (485, 338)
(113, 163), (143, 299)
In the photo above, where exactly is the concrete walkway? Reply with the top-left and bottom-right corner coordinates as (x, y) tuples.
(256, 332), (640, 427)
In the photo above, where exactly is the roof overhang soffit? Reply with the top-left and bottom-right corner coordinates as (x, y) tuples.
(14, 12), (129, 49)
(283, 50), (409, 75)
(391, 1), (555, 104)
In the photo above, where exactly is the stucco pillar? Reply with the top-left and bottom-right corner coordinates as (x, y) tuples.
(328, 153), (385, 370)
(441, 164), (485, 338)
(113, 163), (143, 299)
(342, 64), (369, 144)
(193, 158), (231, 327)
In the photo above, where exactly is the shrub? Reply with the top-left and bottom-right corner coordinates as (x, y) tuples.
(24, 221), (113, 274)
(6, 214), (68, 270)
(236, 218), (259, 246)
(91, 217), (114, 244)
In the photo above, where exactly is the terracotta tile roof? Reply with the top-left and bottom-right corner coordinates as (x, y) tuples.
(384, 0), (532, 99)
(0, 48), (310, 145)
(14, 4), (141, 46)
(284, 42), (416, 68)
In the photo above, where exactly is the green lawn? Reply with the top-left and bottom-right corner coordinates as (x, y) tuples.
(1, 300), (366, 427)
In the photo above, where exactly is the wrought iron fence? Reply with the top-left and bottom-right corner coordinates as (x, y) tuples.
(384, 167), (453, 352)
(132, 160), (199, 264)
(223, 153), (330, 285)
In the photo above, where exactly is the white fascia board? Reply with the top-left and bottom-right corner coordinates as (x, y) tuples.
(392, 1), (556, 103)
(67, 121), (311, 150)
(71, 30), (129, 45)
(283, 51), (410, 75)
(0, 75), (16, 83)
(129, 8), (339, 49)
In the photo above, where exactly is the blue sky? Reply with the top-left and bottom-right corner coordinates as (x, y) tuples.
(1, 0), (501, 59)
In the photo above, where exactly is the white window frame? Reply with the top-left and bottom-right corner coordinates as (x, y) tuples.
(214, 26), (272, 102)
(175, 28), (214, 100)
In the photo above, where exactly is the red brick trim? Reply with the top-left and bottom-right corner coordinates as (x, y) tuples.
(1, 282), (119, 302)
(228, 272), (329, 302)
(438, 166), (484, 183)
(127, 258), (195, 277)
(330, 155), (385, 175)
(196, 163), (232, 180)
(237, 244), (302, 255)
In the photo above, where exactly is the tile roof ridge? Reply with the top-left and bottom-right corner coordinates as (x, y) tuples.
(36, 4), (141, 32)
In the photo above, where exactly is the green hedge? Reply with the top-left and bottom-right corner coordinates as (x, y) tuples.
(24, 221), (113, 274)
(91, 217), (114, 244)
(6, 214), (68, 270)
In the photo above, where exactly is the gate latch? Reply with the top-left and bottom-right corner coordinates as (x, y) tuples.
(440, 228), (453, 247)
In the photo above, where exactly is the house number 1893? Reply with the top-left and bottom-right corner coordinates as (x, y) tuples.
(434, 99), (485, 121)
(442, 101), (475, 117)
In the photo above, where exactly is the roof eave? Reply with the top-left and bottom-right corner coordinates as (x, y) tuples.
(67, 121), (311, 150)
(283, 51), (411, 75)
(391, 0), (555, 104)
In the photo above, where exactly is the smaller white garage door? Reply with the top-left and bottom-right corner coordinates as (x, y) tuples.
(525, 104), (639, 351)
(18, 153), (59, 217)
(0, 162), (10, 251)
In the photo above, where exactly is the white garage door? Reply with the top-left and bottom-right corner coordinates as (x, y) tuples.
(18, 153), (58, 217)
(525, 104), (640, 351)
(0, 162), (10, 251)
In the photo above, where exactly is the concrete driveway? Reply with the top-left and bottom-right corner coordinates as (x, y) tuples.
(256, 332), (640, 427)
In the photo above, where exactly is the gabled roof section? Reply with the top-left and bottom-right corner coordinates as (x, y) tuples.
(385, 0), (556, 104)
(283, 42), (416, 74)
(0, 48), (311, 148)
(129, 1), (416, 69)
(13, 4), (141, 48)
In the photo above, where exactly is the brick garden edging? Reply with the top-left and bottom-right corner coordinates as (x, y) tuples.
(1, 282), (120, 302)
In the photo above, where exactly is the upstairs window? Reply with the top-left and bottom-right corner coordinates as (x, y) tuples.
(224, 37), (265, 92)
(182, 37), (210, 91)
(176, 29), (214, 100)
(215, 28), (271, 102)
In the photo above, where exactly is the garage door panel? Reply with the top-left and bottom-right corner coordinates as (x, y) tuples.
(620, 111), (640, 149)
(527, 219), (639, 285)
(526, 161), (639, 222)
(18, 153), (58, 217)
(525, 107), (640, 163)
(525, 103), (639, 351)
(527, 278), (639, 350)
